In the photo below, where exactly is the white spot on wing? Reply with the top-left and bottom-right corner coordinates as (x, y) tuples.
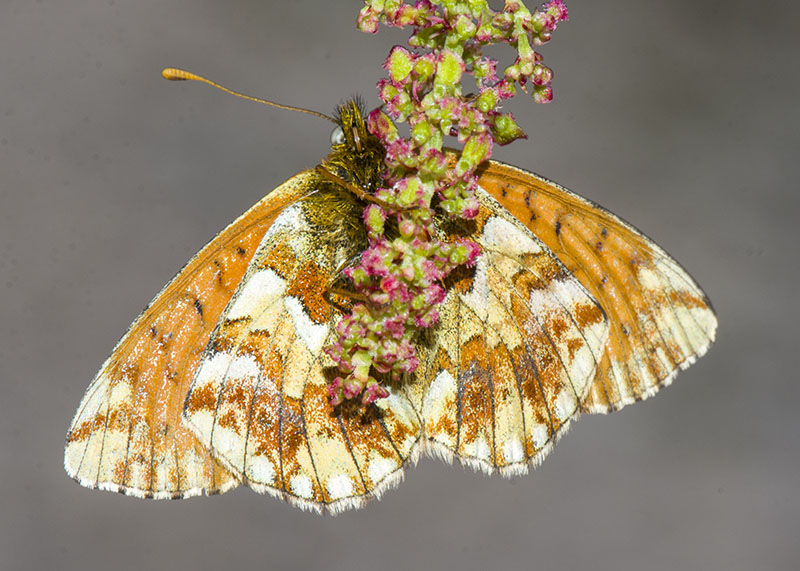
(423, 370), (457, 420)
(228, 354), (262, 380)
(107, 378), (131, 407)
(503, 438), (525, 464)
(368, 457), (397, 485)
(226, 269), (287, 321)
(211, 425), (244, 468)
(553, 388), (577, 421)
(290, 474), (314, 498)
(194, 353), (228, 385)
(327, 474), (354, 500)
(184, 395), (216, 448)
(568, 317), (608, 396)
(246, 456), (276, 486)
(475, 437), (491, 461)
(527, 286), (562, 316)
(264, 204), (303, 239)
(530, 422), (549, 450)
(284, 296), (328, 353)
(481, 216), (541, 257)
(459, 259), (490, 321)
(194, 352), (260, 385)
(463, 435), (491, 461)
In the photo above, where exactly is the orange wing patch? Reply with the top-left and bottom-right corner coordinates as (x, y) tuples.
(406, 189), (608, 475)
(183, 200), (421, 514)
(478, 161), (717, 413)
(64, 172), (317, 498)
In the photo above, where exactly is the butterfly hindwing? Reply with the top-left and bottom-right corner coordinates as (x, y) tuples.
(478, 161), (717, 413)
(64, 172), (317, 498)
(406, 188), (608, 474)
(182, 196), (421, 513)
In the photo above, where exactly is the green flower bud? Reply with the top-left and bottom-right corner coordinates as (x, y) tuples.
(365, 205), (385, 235)
(437, 51), (465, 86)
(411, 121), (432, 145)
(458, 134), (491, 175)
(350, 267), (369, 286)
(449, 244), (469, 265)
(414, 57), (435, 81)
(455, 15), (476, 40)
(432, 82), (448, 101)
(490, 113), (527, 145)
(388, 47), (414, 83)
(397, 176), (422, 207)
(476, 90), (498, 113)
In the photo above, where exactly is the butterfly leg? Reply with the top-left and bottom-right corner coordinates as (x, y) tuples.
(314, 166), (394, 209)
(322, 258), (368, 313)
(315, 166), (422, 213)
(323, 285), (367, 313)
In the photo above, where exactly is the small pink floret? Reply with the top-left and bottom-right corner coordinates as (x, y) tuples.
(362, 382), (389, 405)
(357, 8), (380, 34)
(328, 378), (344, 406)
(343, 382), (362, 400)
(545, 0), (569, 22)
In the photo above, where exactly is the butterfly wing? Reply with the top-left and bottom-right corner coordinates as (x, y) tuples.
(478, 161), (717, 413)
(182, 196), (421, 514)
(64, 172), (317, 498)
(405, 188), (609, 475)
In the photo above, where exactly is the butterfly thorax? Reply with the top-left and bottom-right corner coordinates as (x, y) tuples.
(295, 100), (388, 270)
(324, 99), (385, 191)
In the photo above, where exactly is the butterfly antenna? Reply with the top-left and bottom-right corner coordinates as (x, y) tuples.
(162, 67), (336, 123)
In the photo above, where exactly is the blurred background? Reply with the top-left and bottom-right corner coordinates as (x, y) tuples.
(2, 1), (797, 570)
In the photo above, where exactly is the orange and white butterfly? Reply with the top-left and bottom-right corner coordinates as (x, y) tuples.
(64, 72), (716, 514)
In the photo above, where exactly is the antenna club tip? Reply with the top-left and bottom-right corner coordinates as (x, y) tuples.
(157, 68), (332, 122)
(162, 67), (197, 81)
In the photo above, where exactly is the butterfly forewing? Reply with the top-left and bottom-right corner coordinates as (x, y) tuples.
(478, 161), (717, 413)
(182, 196), (421, 514)
(64, 172), (317, 498)
(406, 188), (608, 474)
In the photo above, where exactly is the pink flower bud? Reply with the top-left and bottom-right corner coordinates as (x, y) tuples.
(461, 239), (481, 267)
(399, 217), (417, 238)
(328, 377), (344, 406)
(544, 0), (569, 22)
(414, 307), (441, 328)
(362, 382), (390, 405)
(357, 7), (380, 34)
(380, 274), (401, 295)
(343, 381), (362, 400)
(533, 84), (554, 104)
(531, 64), (553, 86)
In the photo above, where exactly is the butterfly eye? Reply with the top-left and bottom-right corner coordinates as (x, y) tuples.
(330, 126), (345, 146)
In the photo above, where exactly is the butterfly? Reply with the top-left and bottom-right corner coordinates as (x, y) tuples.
(65, 73), (717, 514)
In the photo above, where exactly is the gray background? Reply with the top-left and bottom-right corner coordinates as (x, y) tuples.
(2, 1), (797, 570)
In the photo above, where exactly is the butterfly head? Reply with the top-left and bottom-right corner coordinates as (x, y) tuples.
(325, 98), (386, 192)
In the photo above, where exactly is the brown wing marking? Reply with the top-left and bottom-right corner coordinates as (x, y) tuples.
(478, 161), (717, 413)
(183, 200), (421, 513)
(64, 172), (317, 498)
(407, 189), (608, 475)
